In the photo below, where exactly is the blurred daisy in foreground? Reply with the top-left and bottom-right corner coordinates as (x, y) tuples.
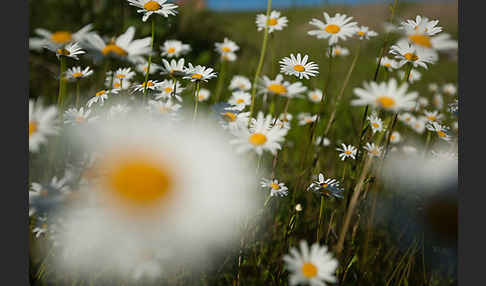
(228, 91), (252, 109)
(50, 42), (85, 60)
(29, 24), (94, 50)
(328, 45), (349, 57)
(256, 10), (288, 33)
(356, 26), (378, 40)
(87, 89), (119, 108)
(364, 142), (383, 158)
(279, 53), (319, 80)
(307, 89), (323, 103)
(29, 100), (58, 153)
(160, 40), (191, 58)
(367, 112), (384, 134)
(442, 83), (457, 96)
(108, 104), (131, 119)
(336, 143), (357, 161)
(410, 117), (427, 134)
(229, 75), (251, 91)
(230, 112), (287, 156)
(399, 15), (456, 52)
(379, 57), (399, 72)
(307, 173), (343, 198)
(161, 58), (186, 77)
(398, 68), (422, 83)
(65, 66), (93, 81)
(183, 64), (217, 82)
(308, 12), (358, 45)
(154, 79), (184, 102)
(426, 121), (451, 141)
(64, 107), (97, 125)
(127, 0), (178, 22)
(390, 40), (437, 69)
(260, 178), (289, 197)
(297, 113), (318, 126)
(197, 88), (211, 102)
(220, 52), (237, 62)
(351, 78), (418, 112)
(283, 240), (338, 286)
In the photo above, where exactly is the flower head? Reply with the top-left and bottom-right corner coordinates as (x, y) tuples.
(160, 40), (191, 58)
(308, 12), (358, 44)
(279, 53), (319, 80)
(127, 0), (178, 22)
(390, 40), (438, 69)
(307, 173), (343, 199)
(183, 64), (217, 82)
(29, 100), (58, 152)
(261, 178), (289, 197)
(336, 143), (357, 161)
(229, 75), (252, 91)
(256, 10), (288, 33)
(65, 66), (93, 81)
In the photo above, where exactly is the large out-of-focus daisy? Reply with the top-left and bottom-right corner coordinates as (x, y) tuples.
(390, 40), (438, 69)
(279, 53), (319, 80)
(64, 107), (97, 125)
(256, 10), (288, 33)
(183, 64), (217, 82)
(351, 78), (418, 112)
(29, 100), (58, 153)
(87, 89), (119, 108)
(85, 26), (151, 63)
(283, 240), (338, 286)
(308, 12), (358, 44)
(336, 143), (357, 161)
(29, 24), (94, 51)
(261, 178), (289, 197)
(229, 75), (251, 91)
(127, 0), (178, 22)
(155, 79), (184, 102)
(160, 40), (191, 58)
(356, 26), (378, 40)
(65, 66), (93, 81)
(230, 112), (288, 156)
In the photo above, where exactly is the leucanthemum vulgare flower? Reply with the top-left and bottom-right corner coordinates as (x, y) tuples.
(197, 88), (211, 102)
(183, 63), (217, 82)
(65, 66), (93, 81)
(147, 99), (181, 117)
(154, 79), (184, 102)
(85, 26), (151, 63)
(390, 131), (401, 144)
(160, 40), (191, 58)
(105, 74), (131, 91)
(356, 25), (378, 40)
(399, 112), (415, 125)
(161, 58), (186, 77)
(215, 38), (239, 56)
(399, 15), (457, 52)
(258, 74), (294, 96)
(132, 80), (162, 93)
(279, 53), (319, 80)
(283, 240), (338, 286)
(379, 57), (399, 72)
(389, 40), (438, 69)
(315, 136), (331, 147)
(367, 112), (384, 134)
(29, 23), (94, 51)
(426, 121), (452, 141)
(308, 12), (358, 44)
(229, 75), (252, 91)
(442, 83), (457, 96)
(48, 110), (259, 279)
(230, 112), (288, 156)
(364, 142), (383, 158)
(87, 89), (119, 108)
(219, 111), (250, 131)
(416, 97), (429, 110)
(351, 78), (418, 112)
(307, 173), (343, 199)
(260, 178), (289, 197)
(297, 113), (318, 126)
(256, 10), (288, 33)
(136, 60), (162, 75)
(428, 83), (439, 92)
(228, 91), (252, 108)
(424, 110), (444, 122)
(328, 45), (349, 57)
(49, 41), (85, 60)
(307, 89), (323, 103)
(127, 0), (178, 22)
(112, 67), (136, 81)
(336, 143), (357, 161)
(433, 94), (444, 109)
(64, 107), (97, 125)
(220, 52), (237, 62)
(410, 116), (427, 134)
(29, 100), (58, 153)
(398, 68), (422, 83)
(29, 171), (75, 217)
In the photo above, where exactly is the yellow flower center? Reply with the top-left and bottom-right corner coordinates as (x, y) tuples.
(167, 47), (176, 54)
(223, 112), (237, 122)
(384, 63), (391, 68)
(325, 24), (340, 34)
(271, 183), (280, 190)
(345, 150), (352, 155)
(143, 0), (162, 11)
(404, 52), (418, 61)
(222, 47), (231, 53)
(144, 67), (149, 72)
(236, 98), (245, 104)
(96, 90), (106, 97)
(408, 34), (432, 48)
(192, 73), (203, 80)
(391, 135), (396, 140)
(437, 130), (446, 137)
(312, 94), (320, 100)
(334, 49), (341, 55)
(102, 44), (128, 56)
(293, 65), (306, 72)
(267, 18), (278, 26)
(56, 49), (70, 56)
(372, 123), (379, 128)
(116, 74), (126, 79)
(50, 31), (72, 44)
(164, 87), (173, 94)
(75, 116), (85, 123)
(357, 31), (365, 37)
(267, 84), (287, 95)
(72, 72), (83, 78)
(113, 82), (121, 88)
(142, 81), (155, 87)
(377, 96), (396, 108)
(248, 133), (267, 146)
(320, 183), (329, 188)
(301, 262), (318, 278)
(427, 115), (436, 121)
(29, 121), (38, 137)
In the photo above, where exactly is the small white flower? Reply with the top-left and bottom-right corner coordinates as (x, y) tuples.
(398, 68), (422, 83)
(86, 89), (119, 107)
(298, 113), (318, 126)
(390, 40), (438, 69)
(308, 12), (358, 45)
(64, 107), (97, 125)
(328, 45), (349, 57)
(280, 53), (319, 80)
(65, 66), (93, 81)
(432, 93), (444, 109)
(52, 42), (85, 60)
(160, 39), (191, 58)
(197, 88), (211, 102)
(29, 100), (58, 153)
(154, 79), (184, 102)
(228, 91), (251, 108)
(426, 121), (451, 141)
(183, 63), (217, 82)
(424, 110), (444, 122)
(410, 116), (427, 134)
(390, 131), (401, 144)
(442, 83), (457, 96)
(261, 178), (289, 197)
(364, 142), (383, 157)
(215, 38), (239, 58)
(219, 111), (250, 131)
(127, 0), (178, 22)
(132, 80), (162, 93)
(315, 137), (331, 147)
(161, 58), (186, 76)
(379, 57), (399, 71)
(112, 67), (136, 81)
(148, 99), (181, 116)
(428, 83), (439, 93)
(398, 112), (415, 125)
(367, 112), (384, 134)
(336, 143), (357, 160)
(229, 75), (252, 91)
(307, 89), (323, 103)
(220, 52), (237, 62)
(136, 61), (162, 75)
(356, 26), (378, 40)
(256, 10), (288, 33)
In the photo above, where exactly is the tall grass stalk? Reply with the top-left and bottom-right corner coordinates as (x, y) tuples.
(192, 81), (200, 121)
(57, 56), (67, 109)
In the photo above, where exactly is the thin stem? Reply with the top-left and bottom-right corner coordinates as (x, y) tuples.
(214, 60), (226, 103)
(249, 0), (273, 120)
(143, 17), (156, 99)
(75, 80), (80, 108)
(316, 197), (326, 242)
(193, 82), (200, 121)
(57, 56), (67, 109)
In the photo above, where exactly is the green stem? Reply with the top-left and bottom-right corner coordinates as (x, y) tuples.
(249, 0), (272, 120)
(57, 56), (67, 109)
(403, 62), (413, 84)
(214, 60), (227, 103)
(316, 197), (326, 242)
(193, 82), (200, 121)
(75, 80), (80, 108)
(143, 17), (156, 99)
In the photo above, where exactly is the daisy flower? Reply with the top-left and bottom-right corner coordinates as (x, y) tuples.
(398, 112), (415, 125)
(390, 131), (401, 144)
(364, 142), (383, 157)
(127, 0), (178, 22)
(51, 42), (85, 60)
(112, 67), (136, 81)
(228, 91), (252, 108)
(64, 107), (97, 125)
(398, 68), (422, 83)
(132, 80), (162, 94)
(160, 40), (191, 58)
(197, 88), (211, 102)
(410, 116), (427, 134)
(154, 79), (184, 102)
(308, 12), (358, 45)
(417, 97), (429, 110)
(389, 40), (437, 69)
(220, 52), (237, 62)
(161, 58), (186, 77)
(429, 33), (458, 51)
(230, 112), (288, 156)
(279, 53), (319, 80)
(424, 110), (444, 122)
(307, 173), (343, 198)
(260, 178), (289, 197)
(29, 100), (58, 153)
(328, 45), (349, 57)
(428, 83), (439, 93)
(215, 38), (239, 56)
(367, 112), (384, 134)
(351, 78), (418, 112)
(308, 89), (323, 103)
(426, 121), (451, 141)
(442, 83), (457, 96)
(400, 15), (444, 50)
(258, 74), (288, 96)
(379, 57), (399, 72)
(105, 74), (131, 91)
(336, 143), (357, 161)
(136, 61), (162, 75)
(65, 66), (93, 81)
(85, 26), (151, 63)
(356, 26), (378, 40)
(29, 24), (94, 50)
(432, 94), (444, 109)
(219, 111), (250, 131)
(256, 10), (288, 33)
(286, 82), (308, 98)
(298, 113), (318, 126)
(229, 75), (252, 91)
(183, 63), (217, 82)
(86, 89), (119, 107)
(283, 240), (338, 286)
